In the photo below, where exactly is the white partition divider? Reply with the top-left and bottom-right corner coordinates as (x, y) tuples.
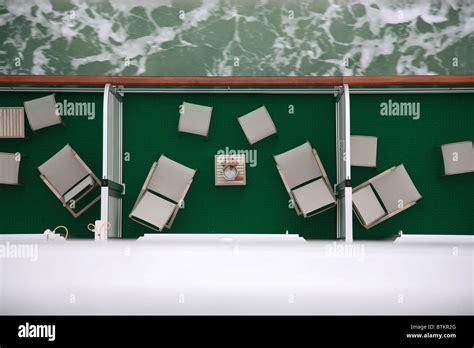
(99, 84), (124, 240)
(335, 84), (353, 242)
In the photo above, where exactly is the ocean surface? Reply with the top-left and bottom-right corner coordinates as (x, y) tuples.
(0, 0), (473, 76)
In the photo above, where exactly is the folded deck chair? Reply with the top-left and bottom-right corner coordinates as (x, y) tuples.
(24, 94), (63, 131)
(238, 106), (277, 145)
(38, 144), (101, 217)
(439, 141), (474, 175)
(352, 164), (422, 229)
(130, 155), (196, 231)
(0, 107), (25, 138)
(0, 152), (21, 185)
(178, 102), (213, 137)
(351, 135), (377, 167)
(274, 141), (336, 217)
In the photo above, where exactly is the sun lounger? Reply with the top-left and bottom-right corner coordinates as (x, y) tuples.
(274, 141), (336, 217)
(130, 155), (196, 231)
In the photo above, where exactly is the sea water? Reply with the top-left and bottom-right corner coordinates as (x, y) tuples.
(0, 0), (472, 76)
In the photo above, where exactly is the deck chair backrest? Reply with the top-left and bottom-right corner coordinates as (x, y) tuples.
(148, 155), (196, 203)
(237, 106), (277, 145)
(274, 141), (322, 189)
(0, 152), (21, 185)
(440, 141), (474, 175)
(372, 164), (422, 213)
(38, 144), (90, 196)
(24, 94), (62, 131)
(178, 102), (213, 137)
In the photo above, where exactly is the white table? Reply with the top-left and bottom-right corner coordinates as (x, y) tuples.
(215, 154), (246, 186)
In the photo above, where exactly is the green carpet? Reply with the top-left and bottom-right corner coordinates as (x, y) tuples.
(0, 92), (102, 238)
(351, 93), (474, 239)
(1, 90), (472, 240)
(122, 93), (337, 239)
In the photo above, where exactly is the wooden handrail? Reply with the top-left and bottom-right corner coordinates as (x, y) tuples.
(0, 74), (473, 86)
(342, 75), (474, 86)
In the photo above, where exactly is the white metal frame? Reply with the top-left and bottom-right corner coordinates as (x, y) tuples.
(335, 84), (353, 242)
(99, 84), (123, 240)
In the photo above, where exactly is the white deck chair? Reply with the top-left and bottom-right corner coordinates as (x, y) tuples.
(238, 106), (277, 145)
(274, 141), (336, 217)
(0, 107), (25, 138)
(38, 144), (101, 217)
(130, 155), (196, 231)
(352, 164), (422, 229)
(178, 102), (212, 137)
(439, 141), (474, 175)
(0, 152), (21, 185)
(351, 135), (377, 167)
(24, 94), (63, 131)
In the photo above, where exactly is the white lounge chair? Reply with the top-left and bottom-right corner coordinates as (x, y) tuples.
(0, 152), (21, 185)
(351, 135), (377, 167)
(274, 141), (336, 217)
(178, 102), (212, 137)
(130, 155), (196, 231)
(352, 164), (422, 229)
(24, 94), (63, 131)
(238, 106), (277, 145)
(0, 107), (25, 138)
(439, 141), (474, 175)
(38, 144), (101, 217)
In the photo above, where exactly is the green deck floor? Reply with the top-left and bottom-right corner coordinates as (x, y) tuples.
(0, 90), (472, 240)
(0, 92), (102, 238)
(351, 93), (474, 239)
(122, 93), (336, 239)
